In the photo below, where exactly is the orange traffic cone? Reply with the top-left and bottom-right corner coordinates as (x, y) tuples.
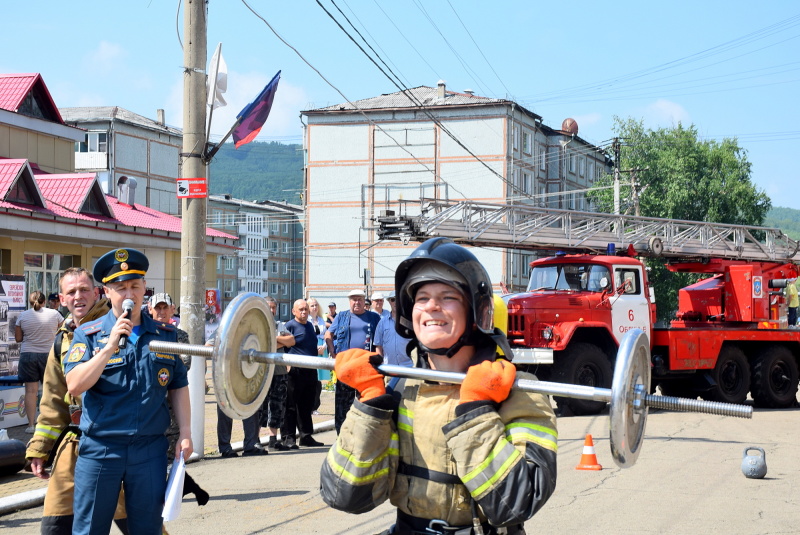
(575, 434), (603, 470)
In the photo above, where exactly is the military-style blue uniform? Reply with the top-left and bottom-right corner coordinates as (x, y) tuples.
(64, 292), (186, 534)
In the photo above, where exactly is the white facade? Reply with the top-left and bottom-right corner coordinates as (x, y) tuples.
(61, 107), (182, 215)
(302, 84), (613, 303)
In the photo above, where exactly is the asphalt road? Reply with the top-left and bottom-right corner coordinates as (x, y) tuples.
(2, 404), (798, 535)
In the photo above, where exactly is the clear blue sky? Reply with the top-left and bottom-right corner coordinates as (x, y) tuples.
(3, 1), (799, 209)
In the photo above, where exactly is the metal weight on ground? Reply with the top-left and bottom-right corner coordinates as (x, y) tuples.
(149, 293), (753, 468)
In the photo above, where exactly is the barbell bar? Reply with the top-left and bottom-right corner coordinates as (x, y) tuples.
(148, 292), (752, 468)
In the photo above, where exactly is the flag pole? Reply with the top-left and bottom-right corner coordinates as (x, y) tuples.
(202, 116), (241, 163)
(204, 43), (223, 152)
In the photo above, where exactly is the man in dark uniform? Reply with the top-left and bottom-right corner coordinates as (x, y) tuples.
(65, 249), (192, 535)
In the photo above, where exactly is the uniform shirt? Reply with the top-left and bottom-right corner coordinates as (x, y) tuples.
(374, 315), (412, 367)
(64, 310), (186, 438)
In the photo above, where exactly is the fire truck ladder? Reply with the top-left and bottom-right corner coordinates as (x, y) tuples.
(376, 199), (800, 263)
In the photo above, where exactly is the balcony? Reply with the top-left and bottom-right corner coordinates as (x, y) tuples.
(75, 151), (108, 170)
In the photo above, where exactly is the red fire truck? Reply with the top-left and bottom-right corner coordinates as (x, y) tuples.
(377, 200), (800, 415)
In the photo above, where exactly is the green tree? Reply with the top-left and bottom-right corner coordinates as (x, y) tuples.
(588, 118), (771, 322)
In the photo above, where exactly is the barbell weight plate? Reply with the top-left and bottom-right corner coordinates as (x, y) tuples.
(213, 293), (275, 420)
(609, 328), (650, 469)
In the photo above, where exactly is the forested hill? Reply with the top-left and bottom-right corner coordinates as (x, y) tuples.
(207, 141), (800, 240)
(764, 206), (800, 241)
(208, 141), (303, 203)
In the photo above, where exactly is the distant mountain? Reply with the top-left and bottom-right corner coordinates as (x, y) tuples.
(208, 141), (304, 203)
(764, 206), (800, 240)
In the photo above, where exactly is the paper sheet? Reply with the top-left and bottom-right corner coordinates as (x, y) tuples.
(162, 452), (186, 522)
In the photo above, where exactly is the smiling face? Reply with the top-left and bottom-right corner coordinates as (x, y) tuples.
(411, 282), (469, 351)
(59, 271), (99, 324)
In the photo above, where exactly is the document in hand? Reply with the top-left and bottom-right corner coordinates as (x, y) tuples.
(162, 452), (186, 521)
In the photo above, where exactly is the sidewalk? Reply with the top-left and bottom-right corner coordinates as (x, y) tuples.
(0, 377), (336, 508)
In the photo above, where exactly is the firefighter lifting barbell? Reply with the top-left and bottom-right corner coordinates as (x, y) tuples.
(149, 293), (752, 470)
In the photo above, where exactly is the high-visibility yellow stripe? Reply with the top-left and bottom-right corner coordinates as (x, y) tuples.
(509, 432), (558, 452)
(462, 439), (509, 484)
(397, 407), (413, 433)
(504, 421), (557, 438)
(505, 422), (558, 452)
(471, 448), (521, 497)
(34, 425), (61, 441)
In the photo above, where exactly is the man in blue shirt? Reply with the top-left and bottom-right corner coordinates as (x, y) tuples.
(281, 299), (325, 448)
(65, 249), (191, 535)
(374, 291), (413, 368)
(324, 289), (381, 433)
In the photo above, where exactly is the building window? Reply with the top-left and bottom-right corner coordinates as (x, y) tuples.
(588, 161), (595, 181)
(281, 303), (288, 317)
(282, 223), (289, 234)
(270, 240), (278, 252)
(283, 263), (289, 274)
(569, 153), (576, 174)
(512, 125), (520, 152)
(522, 131), (531, 155)
(282, 241), (289, 254)
(225, 257), (234, 271)
(579, 157), (585, 177)
(270, 283), (278, 294)
(539, 146), (546, 171)
(271, 262), (278, 274)
(282, 283), (288, 295)
(76, 131), (108, 153)
(24, 253), (74, 296)
(523, 172), (532, 194)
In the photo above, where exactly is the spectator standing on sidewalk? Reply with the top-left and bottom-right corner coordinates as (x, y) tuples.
(371, 292), (391, 320)
(263, 296), (295, 451)
(374, 291), (413, 368)
(324, 289), (381, 434)
(280, 299), (325, 448)
(16, 290), (63, 433)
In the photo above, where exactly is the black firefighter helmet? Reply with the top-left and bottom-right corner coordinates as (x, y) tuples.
(394, 237), (512, 359)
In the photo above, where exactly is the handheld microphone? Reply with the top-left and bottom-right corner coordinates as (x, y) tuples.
(119, 299), (135, 348)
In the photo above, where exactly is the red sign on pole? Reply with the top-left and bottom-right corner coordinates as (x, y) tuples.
(176, 177), (207, 198)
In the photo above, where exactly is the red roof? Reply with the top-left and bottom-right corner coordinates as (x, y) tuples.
(0, 159), (236, 241)
(0, 158), (47, 210)
(0, 73), (64, 123)
(36, 174), (103, 213)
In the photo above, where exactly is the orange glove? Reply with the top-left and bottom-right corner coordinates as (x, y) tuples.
(334, 349), (386, 401)
(459, 360), (516, 404)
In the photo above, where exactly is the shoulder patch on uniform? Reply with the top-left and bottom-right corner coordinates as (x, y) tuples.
(80, 318), (104, 335)
(157, 367), (171, 386)
(67, 344), (87, 363)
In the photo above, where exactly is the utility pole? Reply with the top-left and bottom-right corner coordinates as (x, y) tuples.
(181, 0), (207, 458)
(613, 137), (621, 215)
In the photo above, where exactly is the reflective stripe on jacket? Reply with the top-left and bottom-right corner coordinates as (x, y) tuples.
(320, 369), (558, 527)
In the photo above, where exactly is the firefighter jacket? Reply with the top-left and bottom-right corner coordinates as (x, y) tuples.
(320, 347), (558, 529)
(25, 299), (111, 461)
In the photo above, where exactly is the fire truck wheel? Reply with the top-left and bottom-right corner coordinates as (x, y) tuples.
(705, 345), (750, 404)
(552, 343), (613, 416)
(751, 346), (799, 408)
